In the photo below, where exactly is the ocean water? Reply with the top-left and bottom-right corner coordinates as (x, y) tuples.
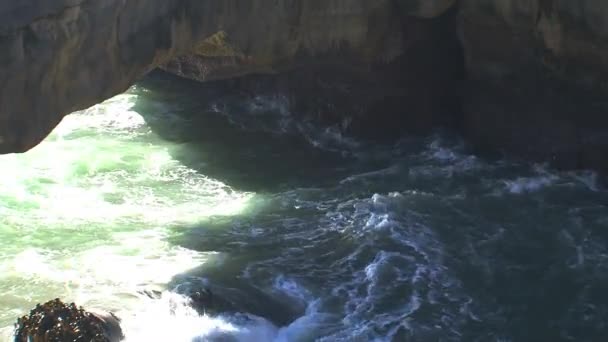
(1, 73), (607, 341)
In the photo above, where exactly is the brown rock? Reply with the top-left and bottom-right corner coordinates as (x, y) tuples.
(14, 299), (124, 342)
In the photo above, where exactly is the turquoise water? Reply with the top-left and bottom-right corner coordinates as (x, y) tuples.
(1, 73), (607, 341)
(0, 83), (253, 339)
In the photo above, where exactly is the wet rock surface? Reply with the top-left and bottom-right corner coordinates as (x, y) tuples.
(14, 299), (123, 342)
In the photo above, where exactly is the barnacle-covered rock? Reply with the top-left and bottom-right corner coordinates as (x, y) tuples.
(14, 299), (123, 342)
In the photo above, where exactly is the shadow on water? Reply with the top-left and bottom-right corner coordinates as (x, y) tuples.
(128, 71), (608, 340)
(163, 205), (364, 329)
(128, 71), (370, 327)
(132, 71), (364, 193)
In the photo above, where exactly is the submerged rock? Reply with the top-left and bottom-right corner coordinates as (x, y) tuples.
(189, 288), (239, 316)
(140, 287), (237, 316)
(14, 299), (124, 342)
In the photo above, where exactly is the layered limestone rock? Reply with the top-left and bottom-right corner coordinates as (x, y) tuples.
(461, 0), (608, 84)
(163, 3), (463, 141)
(14, 299), (124, 342)
(460, 0), (608, 171)
(1, 0), (607, 172)
(1, 0), (186, 153)
(0, 0), (456, 153)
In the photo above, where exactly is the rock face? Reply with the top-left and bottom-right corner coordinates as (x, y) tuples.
(0, 0), (458, 153)
(1, 0), (182, 153)
(460, 0), (608, 171)
(0, 0), (607, 172)
(163, 4), (464, 141)
(461, 0), (608, 85)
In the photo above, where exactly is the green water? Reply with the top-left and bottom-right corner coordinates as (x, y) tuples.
(1, 73), (607, 341)
(0, 86), (253, 336)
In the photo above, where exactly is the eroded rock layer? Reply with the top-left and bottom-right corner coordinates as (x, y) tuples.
(1, 0), (607, 171)
(461, 0), (608, 171)
(0, 0), (456, 153)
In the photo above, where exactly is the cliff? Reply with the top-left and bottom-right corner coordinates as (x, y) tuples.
(0, 0), (607, 171)
(461, 0), (608, 170)
(0, 0), (455, 153)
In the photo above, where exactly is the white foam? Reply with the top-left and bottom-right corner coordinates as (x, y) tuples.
(53, 94), (147, 139)
(569, 170), (601, 192)
(273, 275), (312, 304)
(247, 95), (291, 117)
(120, 292), (276, 342)
(425, 138), (464, 162)
(299, 124), (361, 153)
(0, 88), (254, 330)
(318, 191), (471, 340)
(120, 291), (331, 342)
(339, 166), (400, 184)
(0, 229), (214, 319)
(274, 301), (332, 342)
(503, 165), (560, 194)
(504, 175), (557, 194)
(410, 141), (481, 179)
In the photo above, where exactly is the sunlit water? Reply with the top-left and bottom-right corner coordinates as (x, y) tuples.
(1, 73), (607, 341)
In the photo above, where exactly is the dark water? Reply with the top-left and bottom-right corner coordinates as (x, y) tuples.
(1, 72), (607, 341)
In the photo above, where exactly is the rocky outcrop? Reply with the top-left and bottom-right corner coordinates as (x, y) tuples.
(0, 0), (457, 153)
(1, 0), (607, 171)
(1, 0), (184, 153)
(460, 0), (608, 171)
(14, 299), (123, 342)
(461, 0), (608, 85)
(163, 4), (464, 141)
